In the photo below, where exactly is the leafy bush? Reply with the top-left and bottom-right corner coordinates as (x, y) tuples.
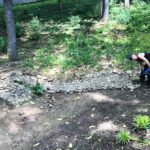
(27, 17), (42, 40)
(59, 16), (81, 35)
(15, 22), (25, 38)
(71, 0), (99, 18)
(111, 6), (131, 24)
(31, 81), (44, 95)
(133, 115), (150, 129)
(116, 130), (132, 144)
(69, 16), (81, 28)
(127, 4), (150, 32)
(0, 36), (7, 52)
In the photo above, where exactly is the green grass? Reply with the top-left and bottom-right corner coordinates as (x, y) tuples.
(116, 130), (132, 144)
(133, 115), (150, 129)
(0, 0), (150, 75)
(31, 81), (44, 95)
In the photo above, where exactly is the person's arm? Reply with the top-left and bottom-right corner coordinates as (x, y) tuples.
(138, 53), (150, 68)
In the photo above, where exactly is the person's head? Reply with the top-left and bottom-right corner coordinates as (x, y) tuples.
(127, 54), (138, 60)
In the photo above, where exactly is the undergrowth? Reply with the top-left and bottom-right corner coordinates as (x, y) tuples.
(0, 0), (150, 74)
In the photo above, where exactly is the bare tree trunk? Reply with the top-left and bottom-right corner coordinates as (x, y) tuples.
(100, 0), (109, 22)
(124, 0), (130, 8)
(3, 0), (17, 61)
(58, 0), (63, 12)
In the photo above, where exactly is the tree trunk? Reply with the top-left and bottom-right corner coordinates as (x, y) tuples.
(124, 0), (130, 8)
(58, 0), (63, 12)
(3, 0), (17, 61)
(100, 0), (109, 22)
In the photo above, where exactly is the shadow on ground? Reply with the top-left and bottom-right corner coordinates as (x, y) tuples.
(30, 86), (150, 150)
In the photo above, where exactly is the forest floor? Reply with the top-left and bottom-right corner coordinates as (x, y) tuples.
(0, 65), (150, 150)
(0, 1), (150, 149)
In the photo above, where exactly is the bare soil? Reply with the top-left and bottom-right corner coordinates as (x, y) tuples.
(0, 84), (150, 150)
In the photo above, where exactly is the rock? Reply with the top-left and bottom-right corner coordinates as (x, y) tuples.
(126, 70), (132, 75)
(0, 70), (140, 107)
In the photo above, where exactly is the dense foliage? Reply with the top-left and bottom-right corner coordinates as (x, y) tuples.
(0, 0), (150, 72)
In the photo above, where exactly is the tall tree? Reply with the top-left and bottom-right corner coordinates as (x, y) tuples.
(124, 0), (130, 7)
(3, 0), (17, 61)
(58, 0), (63, 12)
(100, 0), (109, 22)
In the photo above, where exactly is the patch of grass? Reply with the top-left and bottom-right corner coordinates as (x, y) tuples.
(116, 130), (132, 144)
(133, 115), (150, 129)
(64, 32), (101, 67)
(31, 81), (44, 95)
(116, 114), (150, 148)
(139, 138), (150, 145)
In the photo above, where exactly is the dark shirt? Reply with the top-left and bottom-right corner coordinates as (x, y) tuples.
(145, 53), (150, 61)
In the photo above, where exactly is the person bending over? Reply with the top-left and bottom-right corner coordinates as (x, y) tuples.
(128, 52), (150, 81)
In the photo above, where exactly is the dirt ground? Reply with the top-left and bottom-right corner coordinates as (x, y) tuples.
(0, 83), (150, 150)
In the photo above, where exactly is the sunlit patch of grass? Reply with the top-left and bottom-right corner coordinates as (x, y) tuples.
(0, 54), (8, 64)
(1, 0), (150, 77)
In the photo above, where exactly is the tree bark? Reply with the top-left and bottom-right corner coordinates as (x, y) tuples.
(100, 0), (109, 22)
(3, 0), (17, 61)
(124, 0), (130, 8)
(58, 0), (63, 12)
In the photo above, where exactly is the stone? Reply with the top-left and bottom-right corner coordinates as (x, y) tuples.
(0, 70), (140, 107)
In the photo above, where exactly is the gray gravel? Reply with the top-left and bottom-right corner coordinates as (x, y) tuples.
(0, 70), (140, 107)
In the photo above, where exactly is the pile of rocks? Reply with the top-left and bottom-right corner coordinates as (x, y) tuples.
(0, 70), (140, 107)
(0, 71), (34, 106)
(45, 72), (139, 93)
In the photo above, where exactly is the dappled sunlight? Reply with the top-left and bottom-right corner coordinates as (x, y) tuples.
(132, 99), (141, 104)
(8, 121), (21, 134)
(85, 92), (141, 105)
(14, 106), (42, 116)
(2, 106), (43, 134)
(91, 121), (119, 134)
(136, 107), (149, 113)
(0, 112), (7, 119)
(116, 36), (129, 44)
(85, 92), (114, 102)
(44, 67), (62, 78)
(20, 37), (28, 42)
(0, 77), (9, 89)
(0, 135), (11, 146)
(0, 54), (8, 64)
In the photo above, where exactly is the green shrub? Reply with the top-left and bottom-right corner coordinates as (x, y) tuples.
(27, 17), (42, 40)
(31, 81), (44, 95)
(116, 130), (132, 144)
(0, 36), (7, 52)
(111, 6), (131, 24)
(133, 115), (150, 129)
(127, 4), (150, 32)
(15, 22), (25, 38)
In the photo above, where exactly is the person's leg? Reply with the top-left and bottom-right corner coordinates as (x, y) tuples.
(140, 65), (148, 82)
(140, 70), (145, 82)
(147, 70), (150, 85)
(144, 65), (148, 71)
